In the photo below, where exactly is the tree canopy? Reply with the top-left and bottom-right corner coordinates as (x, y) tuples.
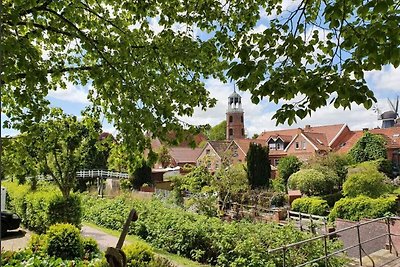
(3, 0), (399, 152)
(348, 132), (387, 163)
(206, 120), (227, 141)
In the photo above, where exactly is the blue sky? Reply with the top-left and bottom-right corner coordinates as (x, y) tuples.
(2, 1), (400, 137)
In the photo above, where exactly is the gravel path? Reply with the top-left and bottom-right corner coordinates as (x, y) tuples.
(81, 225), (130, 251)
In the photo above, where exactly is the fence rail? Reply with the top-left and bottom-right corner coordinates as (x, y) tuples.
(287, 210), (328, 234)
(76, 170), (129, 179)
(268, 216), (400, 267)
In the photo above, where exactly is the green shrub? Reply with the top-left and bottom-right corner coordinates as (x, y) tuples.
(28, 233), (48, 255)
(82, 194), (346, 266)
(123, 242), (154, 267)
(46, 223), (83, 260)
(321, 192), (343, 207)
(343, 170), (392, 198)
(288, 169), (334, 196)
(270, 192), (287, 207)
(291, 197), (329, 216)
(329, 196), (398, 221)
(83, 237), (101, 260)
(4, 181), (82, 233)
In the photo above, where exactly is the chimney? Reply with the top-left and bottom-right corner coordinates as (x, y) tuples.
(362, 128), (369, 132)
(305, 125), (311, 130)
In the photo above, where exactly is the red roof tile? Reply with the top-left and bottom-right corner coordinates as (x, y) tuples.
(169, 147), (203, 163)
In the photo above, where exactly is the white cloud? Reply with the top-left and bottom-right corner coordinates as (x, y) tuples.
(260, 0), (302, 20)
(48, 81), (90, 104)
(365, 66), (400, 93)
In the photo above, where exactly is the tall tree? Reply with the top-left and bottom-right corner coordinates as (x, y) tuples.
(3, 1), (397, 157)
(348, 132), (387, 163)
(246, 143), (270, 188)
(206, 121), (227, 141)
(158, 145), (172, 168)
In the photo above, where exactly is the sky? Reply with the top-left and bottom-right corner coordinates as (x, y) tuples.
(2, 1), (400, 138)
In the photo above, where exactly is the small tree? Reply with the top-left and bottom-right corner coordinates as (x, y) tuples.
(132, 159), (153, 189)
(158, 145), (172, 168)
(343, 170), (392, 198)
(288, 169), (335, 196)
(348, 132), (387, 163)
(277, 155), (302, 185)
(246, 143), (270, 189)
(305, 153), (348, 186)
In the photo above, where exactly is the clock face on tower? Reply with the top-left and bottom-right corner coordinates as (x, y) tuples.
(226, 90), (245, 140)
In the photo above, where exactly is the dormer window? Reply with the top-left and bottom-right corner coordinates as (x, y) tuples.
(295, 142), (300, 149)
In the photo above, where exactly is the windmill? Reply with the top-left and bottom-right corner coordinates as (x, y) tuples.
(378, 96), (399, 128)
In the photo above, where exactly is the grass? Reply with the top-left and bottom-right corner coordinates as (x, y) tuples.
(83, 222), (210, 267)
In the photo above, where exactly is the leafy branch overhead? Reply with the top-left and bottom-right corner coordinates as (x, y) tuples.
(3, 0), (399, 151)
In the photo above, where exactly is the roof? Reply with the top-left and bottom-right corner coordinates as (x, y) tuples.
(169, 147), (203, 163)
(258, 124), (346, 152)
(229, 91), (241, 99)
(208, 141), (232, 157)
(231, 139), (265, 154)
(336, 128), (400, 153)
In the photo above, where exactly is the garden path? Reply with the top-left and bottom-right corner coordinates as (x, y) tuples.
(1, 228), (31, 251)
(81, 225), (130, 251)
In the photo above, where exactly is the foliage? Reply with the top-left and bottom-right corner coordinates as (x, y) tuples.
(213, 164), (249, 210)
(82, 237), (101, 260)
(46, 223), (84, 260)
(131, 159), (153, 189)
(343, 170), (392, 198)
(246, 143), (270, 189)
(3, 109), (104, 198)
(304, 153), (349, 187)
(291, 197), (329, 216)
(0, 250), (107, 267)
(82, 194), (346, 266)
(329, 196), (398, 221)
(321, 192), (344, 208)
(123, 242), (154, 267)
(271, 178), (286, 193)
(277, 155), (302, 185)
(4, 181), (82, 233)
(288, 169), (336, 196)
(270, 192), (287, 207)
(206, 120), (226, 141)
(158, 146), (172, 168)
(107, 143), (130, 173)
(348, 132), (387, 163)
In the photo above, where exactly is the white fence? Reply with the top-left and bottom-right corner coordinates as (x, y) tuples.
(76, 170), (129, 179)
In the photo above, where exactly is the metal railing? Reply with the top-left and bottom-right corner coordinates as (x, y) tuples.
(268, 216), (400, 267)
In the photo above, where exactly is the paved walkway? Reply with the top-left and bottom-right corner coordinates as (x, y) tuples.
(1, 228), (31, 252)
(81, 225), (130, 251)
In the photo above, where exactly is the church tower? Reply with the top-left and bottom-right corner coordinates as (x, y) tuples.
(226, 88), (245, 140)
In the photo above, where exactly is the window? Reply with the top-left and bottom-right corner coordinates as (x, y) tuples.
(295, 142), (300, 149)
(229, 116), (233, 122)
(275, 159), (280, 166)
(206, 149), (210, 155)
(241, 128), (245, 136)
(229, 128), (233, 136)
(241, 116), (243, 123)
(269, 143), (276, 150)
(276, 142), (282, 150)
(302, 141), (306, 149)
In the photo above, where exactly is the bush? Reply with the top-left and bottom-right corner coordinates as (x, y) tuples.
(288, 169), (334, 196)
(83, 237), (101, 260)
(82, 194), (346, 266)
(291, 197), (329, 216)
(4, 181), (82, 233)
(321, 192), (343, 208)
(46, 223), (84, 260)
(343, 170), (392, 198)
(270, 192), (287, 207)
(28, 233), (47, 255)
(348, 132), (387, 163)
(329, 196), (398, 221)
(123, 242), (154, 267)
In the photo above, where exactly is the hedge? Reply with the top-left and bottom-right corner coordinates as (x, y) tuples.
(82, 194), (346, 267)
(291, 197), (329, 216)
(3, 181), (81, 233)
(329, 196), (398, 221)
